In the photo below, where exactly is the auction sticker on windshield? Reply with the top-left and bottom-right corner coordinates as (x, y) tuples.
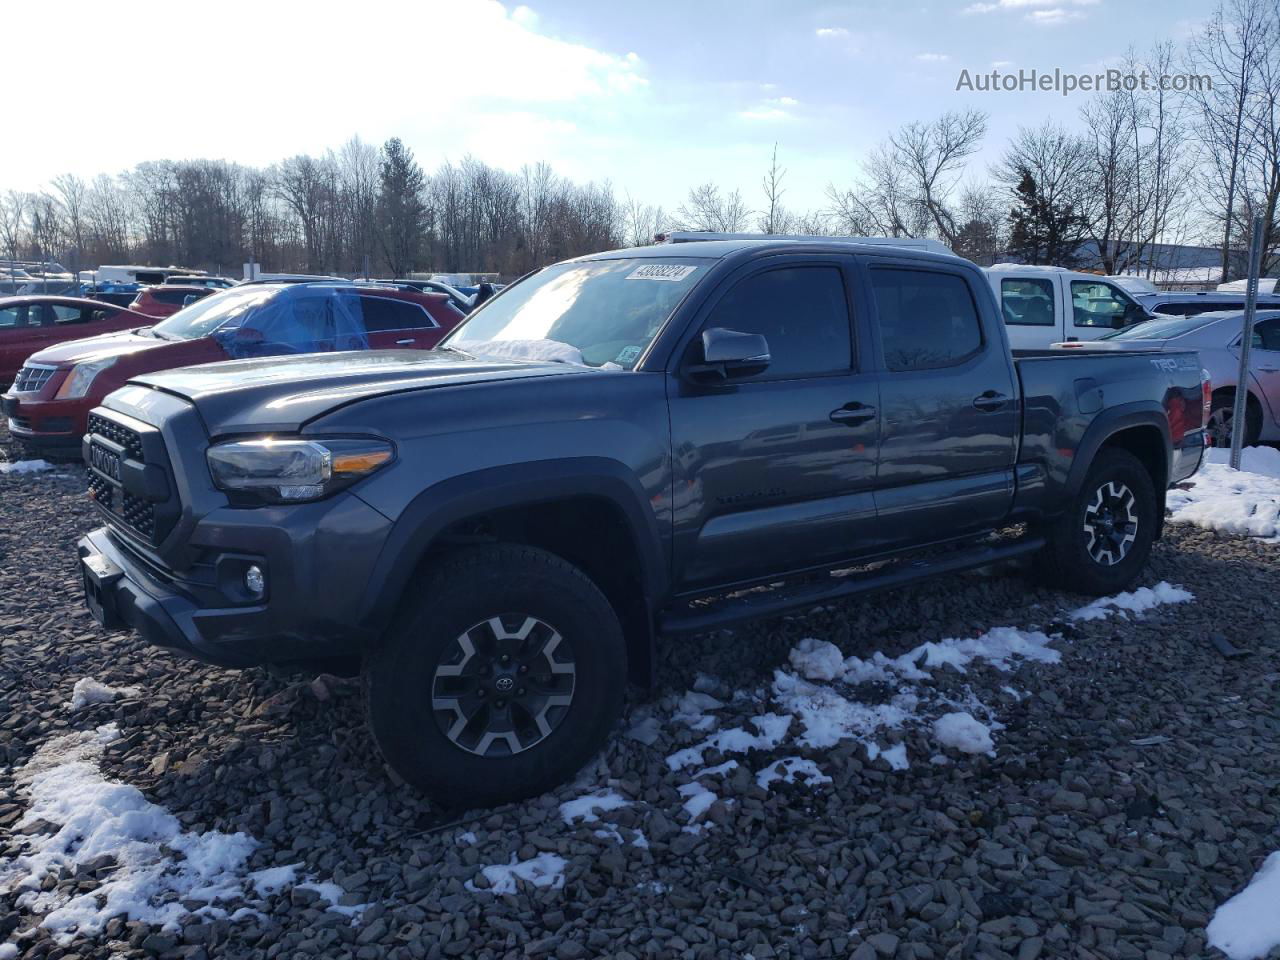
(625, 264), (698, 282)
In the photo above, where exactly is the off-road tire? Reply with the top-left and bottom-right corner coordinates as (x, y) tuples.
(364, 544), (627, 808)
(1033, 448), (1158, 596)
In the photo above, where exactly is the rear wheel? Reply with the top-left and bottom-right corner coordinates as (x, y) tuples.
(1034, 448), (1158, 596)
(1207, 393), (1261, 447)
(364, 544), (627, 808)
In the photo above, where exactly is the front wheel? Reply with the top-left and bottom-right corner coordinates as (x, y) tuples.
(1033, 448), (1158, 596)
(364, 544), (627, 808)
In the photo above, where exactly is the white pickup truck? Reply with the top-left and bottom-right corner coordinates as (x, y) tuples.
(984, 264), (1158, 350)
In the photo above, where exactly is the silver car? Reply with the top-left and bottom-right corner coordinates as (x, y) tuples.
(1054, 309), (1280, 446)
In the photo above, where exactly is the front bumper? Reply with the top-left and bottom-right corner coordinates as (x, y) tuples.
(3, 390), (89, 451)
(78, 489), (393, 667)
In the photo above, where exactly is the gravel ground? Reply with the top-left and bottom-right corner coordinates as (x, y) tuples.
(2, 424), (1278, 960)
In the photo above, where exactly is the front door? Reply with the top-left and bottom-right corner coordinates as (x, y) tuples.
(864, 261), (1018, 551)
(669, 258), (880, 591)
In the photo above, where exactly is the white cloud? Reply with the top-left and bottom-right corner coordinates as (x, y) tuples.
(915, 52), (950, 62)
(767, 96), (800, 106)
(964, 0), (1097, 12)
(991, 60), (1015, 68)
(1026, 8), (1085, 24)
(739, 108), (791, 121)
(815, 26), (850, 37)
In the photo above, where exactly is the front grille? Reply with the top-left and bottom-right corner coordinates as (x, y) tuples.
(86, 411), (174, 544)
(13, 364), (56, 393)
(87, 413), (144, 459)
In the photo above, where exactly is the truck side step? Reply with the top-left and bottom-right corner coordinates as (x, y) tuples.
(658, 536), (1045, 636)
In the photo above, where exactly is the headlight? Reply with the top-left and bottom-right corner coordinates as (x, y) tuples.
(206, 437), (393, 504)
(55, 357), (118, 399)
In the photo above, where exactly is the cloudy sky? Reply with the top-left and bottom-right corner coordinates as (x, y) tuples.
(6, 0), (1208, 212)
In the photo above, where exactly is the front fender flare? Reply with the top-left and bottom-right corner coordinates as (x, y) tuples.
(354, 457), (668, 636)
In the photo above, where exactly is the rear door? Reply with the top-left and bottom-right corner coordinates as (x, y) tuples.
(356, 295), (441, 349)
(1249, 315), (1280, 429)
(863, 258), (1018, 551)
(668, 256), (881, 590)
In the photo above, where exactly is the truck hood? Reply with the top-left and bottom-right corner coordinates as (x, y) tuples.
(31, 328), (173, 365)
(127, 348), (597, 435)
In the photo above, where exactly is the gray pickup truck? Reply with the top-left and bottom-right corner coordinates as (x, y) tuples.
(77, 239), (1206, 805)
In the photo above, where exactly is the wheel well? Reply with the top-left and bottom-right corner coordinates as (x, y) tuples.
(424, 497), (655, 688)
(1210, 386), (1262, 416)
(1100, 425), (1168, 537)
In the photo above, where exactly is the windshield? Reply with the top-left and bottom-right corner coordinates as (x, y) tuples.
(1101, 315), (1220, 340)
(442, 258), (710, 368)
(151, 286), (276, 340)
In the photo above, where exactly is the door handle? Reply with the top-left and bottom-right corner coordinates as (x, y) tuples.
(395, 338), (416, 346)
(830, 402), (876, 426)
(973, 391), (1009, 412)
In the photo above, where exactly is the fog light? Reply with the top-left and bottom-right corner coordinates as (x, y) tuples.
(245, 565), (265, 597)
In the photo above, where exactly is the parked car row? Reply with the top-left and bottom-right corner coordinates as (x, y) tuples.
(1, 282), (466, 452)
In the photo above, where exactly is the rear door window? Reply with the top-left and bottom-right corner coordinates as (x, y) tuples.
(50, 304), (90, 324)
(1000, 278), (1055, 326)
(0, 305), (26, 328)
(358, 296), (437, 332)
(870, 268), (983, 371)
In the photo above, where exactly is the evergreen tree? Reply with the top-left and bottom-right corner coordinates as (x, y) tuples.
(1006, 168), (1086, 267)
(376, 138), (428, 276)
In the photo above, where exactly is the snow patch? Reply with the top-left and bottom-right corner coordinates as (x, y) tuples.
(453, 339), (586, 365)
(1, 726), (256, 942)
(1168, 447), (1280, 541)
(933, 712), (995, 756)
(677, 782), (718, 821)
(1069, 582), (1194, 621)
(1, 725), (362, 942)
(559, 790), (630, 825)
(468, 853), (567, 894)
(755, 757), (831, 790)
(1207, 850), (1280, 960)
(624, 713), (662, 746)
(456, 831), (477, 846)
(69, 677), (140, 711)
(0, 459), (53, 475)
(665, 713), (792, 771)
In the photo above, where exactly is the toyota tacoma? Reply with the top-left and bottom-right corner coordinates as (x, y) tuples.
(77, 239), (1206, 806)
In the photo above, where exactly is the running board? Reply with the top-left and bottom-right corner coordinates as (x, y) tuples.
(658, 536), (1045, 636)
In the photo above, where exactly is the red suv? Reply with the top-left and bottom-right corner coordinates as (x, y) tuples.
(129, 285), (215, 318)
(2, 283), (465, 453)
(0, 296), (151, 388)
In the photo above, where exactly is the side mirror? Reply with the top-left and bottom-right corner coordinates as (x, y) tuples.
(686, 327), (771, 381)
(473, 282), (497, 308)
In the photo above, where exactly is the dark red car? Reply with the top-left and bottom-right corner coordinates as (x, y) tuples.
(2, 283), (465, 453)
(128, 285), (215, 318)
(0, 296), (152, 388)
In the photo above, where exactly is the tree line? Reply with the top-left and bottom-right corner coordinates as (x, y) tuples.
(2, 0), (1277, 283)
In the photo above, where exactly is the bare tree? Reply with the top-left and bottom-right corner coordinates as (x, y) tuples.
(674, 182), (750, 232)
(890, 110), (989, 245)
(757, 144), (793, 234)
(0, 191), (26, 262)
(51, 174), (88, 266)
(623, 193), (666, 246)
(1187, 0), (1278, 280)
